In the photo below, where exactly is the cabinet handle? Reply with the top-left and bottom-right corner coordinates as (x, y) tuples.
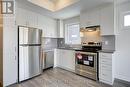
(102, 74), (106, 76)
(102, 60), (107, 63)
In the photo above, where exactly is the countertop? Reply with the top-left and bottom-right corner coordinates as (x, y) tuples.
(57, 47), (82, 51)
(98, 49), (115, 53)
(42, 49), (55, 52)
(58, 47), (115, 53)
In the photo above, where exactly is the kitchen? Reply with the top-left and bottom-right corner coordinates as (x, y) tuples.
(0, 0), (130, 87)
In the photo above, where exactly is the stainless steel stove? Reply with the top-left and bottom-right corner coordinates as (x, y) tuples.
(75, 45), (101, 80)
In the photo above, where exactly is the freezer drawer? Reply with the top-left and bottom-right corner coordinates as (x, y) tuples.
(19, 46), (41, 82)
(43, 51), (54, 69)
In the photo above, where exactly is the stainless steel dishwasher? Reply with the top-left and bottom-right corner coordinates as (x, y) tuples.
(42, 50), (54, 69)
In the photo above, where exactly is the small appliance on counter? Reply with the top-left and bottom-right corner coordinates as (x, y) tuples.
(75, 45), (102, 80)
(18, 26), (42, 82)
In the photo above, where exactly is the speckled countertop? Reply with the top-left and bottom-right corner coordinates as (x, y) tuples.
(98, 49), (115, 53)
(57, 47), (82, 51)
(58, 47), (115, 53)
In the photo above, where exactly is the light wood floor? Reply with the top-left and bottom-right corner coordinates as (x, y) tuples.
(8, 68), (130, 87)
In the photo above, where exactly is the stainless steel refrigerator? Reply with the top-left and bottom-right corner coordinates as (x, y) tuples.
(18, 26), (42, 82)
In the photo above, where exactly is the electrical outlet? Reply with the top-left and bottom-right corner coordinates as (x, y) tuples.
(60, 41), (63, 44)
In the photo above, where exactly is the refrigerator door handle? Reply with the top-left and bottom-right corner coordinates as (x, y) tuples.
(44, 53), (46, 69)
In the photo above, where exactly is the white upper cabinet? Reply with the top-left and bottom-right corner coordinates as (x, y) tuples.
(100, 4), (114, 35)
(27, 12), (38, 28)
(80, 4), (115, 35)
(80, 8), (100, 28)
(16, 8), (38, 28)
(16, 7), (58, 38)
(57, 19), (64, 38)
(16, 8), (27, 26)
(38, 14), (58, 38)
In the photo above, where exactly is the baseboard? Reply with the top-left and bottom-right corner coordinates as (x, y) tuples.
(114, 78), (130, 86)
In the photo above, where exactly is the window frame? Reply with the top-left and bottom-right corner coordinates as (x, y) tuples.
(121, 11), (130, 29)
(65, 22), (80, 45)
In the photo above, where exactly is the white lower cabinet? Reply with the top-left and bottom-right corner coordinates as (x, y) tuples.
(54, 49), (75, 72)
(99, 52), (115, 85)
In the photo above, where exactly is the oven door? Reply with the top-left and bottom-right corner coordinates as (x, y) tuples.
(75, 51), (98, 80)
(76, 52), (97, 70)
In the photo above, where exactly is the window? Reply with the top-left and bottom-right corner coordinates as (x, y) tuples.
(65, 23), (81, 44)
(122, 12), (130, 29)
(124, 15), (130, 27)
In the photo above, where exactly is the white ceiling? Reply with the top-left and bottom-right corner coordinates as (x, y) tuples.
(16, 0), (114, 19)
(27, 0), (80, 12)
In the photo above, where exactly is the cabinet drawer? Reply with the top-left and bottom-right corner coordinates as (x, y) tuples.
(100, 64), (112, 71)
(100, 69), (112, 82)
(100, 58), (112, 65)
(100, 53), (112, 59)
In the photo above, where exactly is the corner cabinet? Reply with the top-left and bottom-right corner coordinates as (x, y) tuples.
(100, 4), (115, 35)
(54, 49), (75, 72)
(99, 52), (115, 85)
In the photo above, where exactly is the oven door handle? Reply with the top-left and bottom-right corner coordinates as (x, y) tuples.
(75, 51), (97, 55)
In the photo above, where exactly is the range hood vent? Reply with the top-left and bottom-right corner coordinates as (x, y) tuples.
(81, 25), (100, 32)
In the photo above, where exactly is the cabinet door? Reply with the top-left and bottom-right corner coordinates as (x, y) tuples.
(100, 4), (114, 35)
(59, 50), (66, 67)
(59, 50), (75, 71)
(3, 16), (17, 86)
(80, 9), (100, 28)
(27, 12), (38, 28)
(16, 8), (27, 26)
(87, 10), (100, 26)
(55, 49), (64, 67)
(65, 50), (75, 71)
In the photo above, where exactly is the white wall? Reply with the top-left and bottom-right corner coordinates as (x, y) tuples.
(115, 1), (130, 82)
(63, 16), (80, 24)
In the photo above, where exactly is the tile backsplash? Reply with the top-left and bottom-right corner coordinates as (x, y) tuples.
(101, 35), (115, 50)
(81, 30), (101, 44)
(57, 38), (65, 47)
(42, 35), (115, 51)
(42, 37), (57, 50)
